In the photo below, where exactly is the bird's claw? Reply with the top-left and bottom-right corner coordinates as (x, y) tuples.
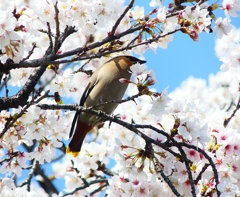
(113, 114), (121, 119)
(108, 114), (121, 128)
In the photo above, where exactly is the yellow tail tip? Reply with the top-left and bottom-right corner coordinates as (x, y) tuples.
(66, 147), (80, 157)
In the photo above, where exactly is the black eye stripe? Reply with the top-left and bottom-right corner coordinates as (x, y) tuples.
(126, 56), (140, 62)
(125, 56), (147, 65)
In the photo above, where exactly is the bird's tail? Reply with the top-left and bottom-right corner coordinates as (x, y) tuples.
(66, 121), (93, 157)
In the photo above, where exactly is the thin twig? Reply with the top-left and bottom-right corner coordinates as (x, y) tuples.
(127, 28), (144, 47)
(90, 183), (108, 196)
(0, 152), (19, 165)
(135, 124), (169, 138)
(0, 103), (32, 139)
(97, 161), (118, 177)
(149, 142), (181, 197)
(61, 179), (108, 197)
(38, 29), (55, 37)
(34, 90), (52, 104)
(3, 74), (9, 98)
(46, 22), (53, 53)
(177, 146), (196, 197)
(20, 43), (36, 63)
(72, 59), (93, 75)
(89, 92), (142, 109)
(179, 143), (221, 197)
(110, 0), (135, 36)
(18, 159), (38, 191)
(53, 2), (60, 53)
(48, 28), (181, 65)
(194, 163), (210, 184)
(0, 74), (9, 92)
(223, 97), (240, 127)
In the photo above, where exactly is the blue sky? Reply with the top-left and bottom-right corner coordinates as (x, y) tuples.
(139, 1), (240, 93)
(144, 31), (220, 92)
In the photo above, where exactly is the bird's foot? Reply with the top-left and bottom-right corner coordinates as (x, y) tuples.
(108, 114), (121, 128)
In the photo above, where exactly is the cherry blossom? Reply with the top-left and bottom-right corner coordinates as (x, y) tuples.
(131, 6), (145, 20)
(223, 0), (240, 17)
(214, 17), (232, 38)
(182, 6), (198, 23)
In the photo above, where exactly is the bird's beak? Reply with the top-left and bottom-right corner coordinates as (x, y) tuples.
(138, 59), (146, 64)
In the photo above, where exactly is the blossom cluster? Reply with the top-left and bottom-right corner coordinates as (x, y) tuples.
(0, 0), (222, 64)
(0, 0), (239, 196)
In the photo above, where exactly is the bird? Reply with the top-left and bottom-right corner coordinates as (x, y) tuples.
(66, 55), (146, 157)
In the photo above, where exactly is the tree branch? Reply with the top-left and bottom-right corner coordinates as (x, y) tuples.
(223, 97), (240, 127)
(37, 103), (220, 196)
(177, 142), (221, 197)
(18, 159), (38, 191)
(110, 0), (135, 37)
(149, 142), (181, 197)
(177, 146), (196, 197)
(61, 179), (108, 197)
(53, 1), (61, 53)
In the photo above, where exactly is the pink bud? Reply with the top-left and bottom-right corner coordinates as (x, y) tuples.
(148, 79), (155, 85)
(150, 8), (158, 15)
(119, 78), (131, 84)
(69, 87), (77, 92)
(178, 10), (183, 18)
(189, 30), (198, 41)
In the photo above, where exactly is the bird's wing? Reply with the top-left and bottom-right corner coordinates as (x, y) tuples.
(69, 81), (97, 138)
(80, 82), (92, 106)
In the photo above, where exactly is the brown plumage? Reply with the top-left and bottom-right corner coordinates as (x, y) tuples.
(66, 55), (146, 157)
